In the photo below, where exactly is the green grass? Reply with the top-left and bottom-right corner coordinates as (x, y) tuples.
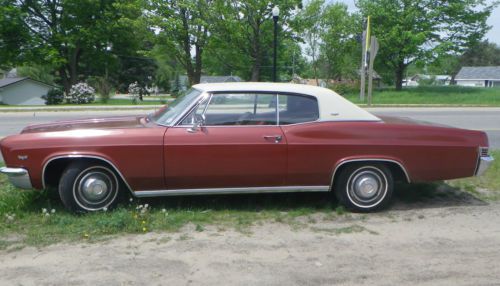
(344, 86), (500, 106)
(0, 170), (339, 249)
(447, 150), (500, 200)
(1, 151), (498, 249)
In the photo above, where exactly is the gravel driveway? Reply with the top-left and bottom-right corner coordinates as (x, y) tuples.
(1, 188), (499, 286)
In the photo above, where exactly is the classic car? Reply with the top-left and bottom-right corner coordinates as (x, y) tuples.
(0, 83), (494, 213)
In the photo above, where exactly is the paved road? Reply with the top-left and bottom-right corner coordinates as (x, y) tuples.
(370, 107), (500, 149)
(0, 107), (499, 162)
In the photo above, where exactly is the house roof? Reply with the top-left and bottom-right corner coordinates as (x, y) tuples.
(455, 66), (500, 80)
(0, 77), (54, 88)
(192, 82), (380, 122)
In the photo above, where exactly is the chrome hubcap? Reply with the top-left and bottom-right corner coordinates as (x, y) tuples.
(347, 167), (388, 208)
(78, 171), (113, 204)
(354, 175), (379, 200)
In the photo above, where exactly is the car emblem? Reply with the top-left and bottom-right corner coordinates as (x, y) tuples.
(18, 155), (28, 160)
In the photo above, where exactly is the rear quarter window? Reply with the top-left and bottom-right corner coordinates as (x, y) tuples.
(278, 94), (319, 125)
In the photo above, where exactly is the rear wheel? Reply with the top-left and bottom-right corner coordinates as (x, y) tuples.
(334, 163), (393, 212)
(59, 161), (121, 213)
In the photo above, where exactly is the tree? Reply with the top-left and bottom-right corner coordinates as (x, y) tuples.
(460, 40), (500, 67)
(5, 0), (143, 94)
(357, 0), (495, 90)
(296, 0), (324, 85)
(0, 0), (30, 70)
(208, 0), (301, 81)
(319, 3), (358, 81)
(148, 0), (211, 86)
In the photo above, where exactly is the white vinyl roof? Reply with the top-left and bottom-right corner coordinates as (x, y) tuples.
(193, 82), (380, 122)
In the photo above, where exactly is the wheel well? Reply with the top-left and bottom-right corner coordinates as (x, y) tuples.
(43, 157), (131, 193)
(331, 160), (410, 189)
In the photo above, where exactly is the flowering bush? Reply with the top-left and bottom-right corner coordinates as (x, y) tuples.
(128, 81), (142, 104)
(68, 82), (95, 104)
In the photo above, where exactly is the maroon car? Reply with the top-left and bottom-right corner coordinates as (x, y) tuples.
(0, 83), (494, 213)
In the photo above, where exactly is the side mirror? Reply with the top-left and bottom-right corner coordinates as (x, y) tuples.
(187, 114), (205, 133)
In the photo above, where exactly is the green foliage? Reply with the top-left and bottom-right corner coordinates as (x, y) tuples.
(329, 82), (359, 96)
(16, 65), (55, 85)
(0, 0), (29, 69)
(88, 76), (113, 103)
(205, 0), (302, 81)
(460, 40), (500, 67)
(42, 88), (65, 105)
(357, 0), (496, 89)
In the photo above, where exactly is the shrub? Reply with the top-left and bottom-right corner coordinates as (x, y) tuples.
(42, 88), (65, 105)
(68, 82), (95, 104)
(88, 76), (113, 103)
(329, 82), (359, 96)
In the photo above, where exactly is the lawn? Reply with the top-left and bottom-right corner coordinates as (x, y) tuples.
(1, 151), (499, 249)
(344, 86), (500, 106)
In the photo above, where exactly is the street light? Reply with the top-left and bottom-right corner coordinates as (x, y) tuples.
(272, 5), (279, 82)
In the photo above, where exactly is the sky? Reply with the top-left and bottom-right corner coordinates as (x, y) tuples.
(335, 0), (500, 45)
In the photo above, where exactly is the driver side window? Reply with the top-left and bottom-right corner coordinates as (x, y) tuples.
(183, 93), (278, 126)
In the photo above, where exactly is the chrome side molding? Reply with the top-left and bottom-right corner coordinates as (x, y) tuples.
(42, 154), (134, 194)
(133, 185), (330, 198)
(330, 158), (411, 190)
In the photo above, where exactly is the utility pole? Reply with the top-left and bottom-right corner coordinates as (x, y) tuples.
(367, 36), (379, 106)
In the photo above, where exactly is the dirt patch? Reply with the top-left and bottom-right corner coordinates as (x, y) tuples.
(1, 201), (500, 285)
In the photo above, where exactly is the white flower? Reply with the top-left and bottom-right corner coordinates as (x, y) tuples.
(7, 215), (14, 221)
(129, 198), (133, 202)
(144, 204), (149, 209)
(42, 208), (47, 214)
(161, 208), (166, 213)
(102, 207), (108, 212)
(45, 213), (50, 217)
(51, 209), (56, 214)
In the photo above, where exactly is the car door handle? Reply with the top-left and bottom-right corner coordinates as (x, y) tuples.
(263, 135), (282, 143)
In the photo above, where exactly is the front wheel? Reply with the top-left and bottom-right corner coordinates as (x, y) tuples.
(334, 163), (393, 212)
(59, 161), (121, 213)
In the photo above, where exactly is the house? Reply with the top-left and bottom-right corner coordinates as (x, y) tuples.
(455, 66), (500, 87)
(403, 74), (451, 87)
(0, 77), (53, 105)
(174, 75), (243, 91)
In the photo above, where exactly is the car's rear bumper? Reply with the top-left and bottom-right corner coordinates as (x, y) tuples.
(475, 155), (494, 176)
(0, 167), (33, 189)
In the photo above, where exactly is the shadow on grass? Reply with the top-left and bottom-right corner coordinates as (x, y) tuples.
(390, 182), (487, 210)
(130, 181), (486, 213)
(20, 181), (487, 215)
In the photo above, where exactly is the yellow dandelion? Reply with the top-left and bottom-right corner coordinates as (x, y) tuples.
(142, 227), (147, 232)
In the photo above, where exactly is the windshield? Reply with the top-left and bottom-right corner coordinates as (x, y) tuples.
(152, 88), (202, 125)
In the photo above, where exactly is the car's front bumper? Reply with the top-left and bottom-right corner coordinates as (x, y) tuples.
(0, 167), (33, 189)
(475, 155), (494, 176)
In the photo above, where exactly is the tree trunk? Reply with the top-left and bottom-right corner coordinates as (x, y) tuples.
(394, 61), (405, 91)
(180, 8), (195, 87)
(59, 67), (70, 95)
(250, 21), (261, 82)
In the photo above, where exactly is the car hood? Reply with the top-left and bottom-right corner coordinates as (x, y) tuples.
(20, 116), (146, 134)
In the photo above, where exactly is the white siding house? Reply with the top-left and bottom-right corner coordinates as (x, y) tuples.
(455, 66), (500, 87)
(0, 77), (53, 105)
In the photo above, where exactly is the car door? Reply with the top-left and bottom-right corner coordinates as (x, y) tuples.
(163, 92), (287, 190)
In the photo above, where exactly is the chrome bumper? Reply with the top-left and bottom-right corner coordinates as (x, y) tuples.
(0, 167), (33, 189)
(475, 156), (494, 176)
